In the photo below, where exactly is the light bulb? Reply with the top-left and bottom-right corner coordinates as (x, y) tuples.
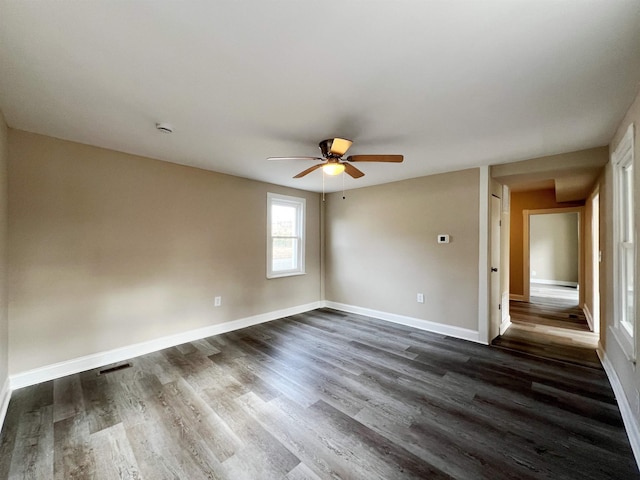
(323, 163), (345, 176)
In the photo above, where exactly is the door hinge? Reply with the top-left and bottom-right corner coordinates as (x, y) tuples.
(498, 303), (501, 310)
(499, 220), (502, 227)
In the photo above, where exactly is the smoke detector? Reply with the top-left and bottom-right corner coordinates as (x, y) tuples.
(155, 123), (173, 134)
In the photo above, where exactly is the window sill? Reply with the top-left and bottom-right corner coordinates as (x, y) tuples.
(267, 271), (306, 279)
(609, 325), (636, 364)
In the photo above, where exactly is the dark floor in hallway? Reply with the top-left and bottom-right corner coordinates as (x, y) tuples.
(492, 285), (600, 369)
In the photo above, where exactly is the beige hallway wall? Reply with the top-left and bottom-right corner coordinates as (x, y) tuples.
(324, 168), (480, 332)
(529, 212), (579, 284)
(8, 130), (321, 375)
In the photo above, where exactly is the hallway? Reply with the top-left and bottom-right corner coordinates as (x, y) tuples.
(492, 286), (600, 369)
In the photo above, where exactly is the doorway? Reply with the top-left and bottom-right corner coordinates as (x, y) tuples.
(529, 211), (580, 306)
(494, 204), (600, 367)
(522, 207), (584, 306)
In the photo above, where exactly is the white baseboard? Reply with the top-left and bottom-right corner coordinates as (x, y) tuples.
(0, 376), (10, 433)
(10, 301), (323, 390)
(509, 294), (525, 302)
(598, 346), (640, 469)
(583, 305), (594, 332)
(530, 279), (578, 287)
(325, 301), (483, 344)
(500, 316), (512, 335)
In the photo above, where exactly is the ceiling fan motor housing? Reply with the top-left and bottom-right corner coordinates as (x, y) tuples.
(319, 139), (340, 158)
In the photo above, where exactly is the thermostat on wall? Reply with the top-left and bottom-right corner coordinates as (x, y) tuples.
(437, 234), (450, 244)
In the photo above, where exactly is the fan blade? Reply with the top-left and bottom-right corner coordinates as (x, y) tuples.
(267, 156), (323, 161)
(346, 154), (403, 163)
(344, 163), (365, 178)
(293, 163), (325, 178)
(329, 138), (353, 156)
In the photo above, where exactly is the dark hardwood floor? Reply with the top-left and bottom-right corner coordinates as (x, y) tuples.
(1, 309), (637, 479)
(493, 289), (601, 368)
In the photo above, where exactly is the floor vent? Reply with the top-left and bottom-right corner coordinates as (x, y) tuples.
(98, 363), (132, 375)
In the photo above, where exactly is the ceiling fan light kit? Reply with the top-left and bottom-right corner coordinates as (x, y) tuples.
(323, 163), (346, 175)
(268, 137), (403, 179)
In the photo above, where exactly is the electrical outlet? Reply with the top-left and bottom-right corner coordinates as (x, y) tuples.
(214, 296), (222, 307)
(417, 293), (424, 304)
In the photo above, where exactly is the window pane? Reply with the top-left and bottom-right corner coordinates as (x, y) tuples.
(622, 244), (635, 333)
(272, 238), (298, 271)
(267, 193), (305, 278)
(272, 204), (297, 236)
(623, 165), (634, 241)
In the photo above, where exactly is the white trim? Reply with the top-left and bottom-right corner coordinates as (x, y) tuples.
(499, 316), (512, 335)
(509, 294), (525, 302)
(583, 305), (594, 332)
(0, 377), (10, 432)
(530, 279), (578, 287)
(609, 325), (636, 364)
(598, 346), (640, 469)
(325, 301), (482, 344)
(267, 192), (306, 279)
(611, 123), (635, 361)
(502, 184), (510, 213)
(478, 165), (490, 344)
(10, 301), (322, 390)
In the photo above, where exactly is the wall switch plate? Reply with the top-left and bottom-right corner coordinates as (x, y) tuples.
(417, 293), (424, 303)
(214, 296), (222, 307)
(437, 234), (450, 244)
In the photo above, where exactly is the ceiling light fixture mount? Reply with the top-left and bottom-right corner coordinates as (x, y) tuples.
(155, 123), (173, 133)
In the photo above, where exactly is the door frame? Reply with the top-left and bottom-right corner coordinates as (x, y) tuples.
(522, 206), (584, 305)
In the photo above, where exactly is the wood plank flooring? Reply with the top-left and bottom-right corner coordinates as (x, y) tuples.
(493, 294), (601, 368)
(1, 309), (637, 479)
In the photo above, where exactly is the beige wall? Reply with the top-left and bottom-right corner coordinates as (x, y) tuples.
(509, 189), (583, 296)
(8, 130), (321, 375)
(324, 168), (480, 331)
(602, 88), (640, 420)
(0, 112), (8, 389)
(529, 212), (579, 284)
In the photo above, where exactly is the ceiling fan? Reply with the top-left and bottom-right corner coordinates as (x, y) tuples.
(268, 138), (403, 178)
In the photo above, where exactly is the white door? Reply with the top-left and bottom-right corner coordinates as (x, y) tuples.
(592, 193), (600, 333)
(490, 195), (501, 341)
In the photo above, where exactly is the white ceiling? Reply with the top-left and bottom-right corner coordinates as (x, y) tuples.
(1, 1), (639, 193)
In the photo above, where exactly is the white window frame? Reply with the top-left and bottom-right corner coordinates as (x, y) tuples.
(267, 192), (306, 279)
(611, 123), (636, 361)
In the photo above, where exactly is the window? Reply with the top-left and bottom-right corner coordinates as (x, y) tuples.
(267, 193), (305, 278)
(612, 123), (635, 359)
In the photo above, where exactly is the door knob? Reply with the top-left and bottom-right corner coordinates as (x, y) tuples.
(491, 267), (498, 272)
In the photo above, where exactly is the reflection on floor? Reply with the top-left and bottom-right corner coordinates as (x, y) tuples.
(493, 284), (600, 369)
(530, 282), (579, 305)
